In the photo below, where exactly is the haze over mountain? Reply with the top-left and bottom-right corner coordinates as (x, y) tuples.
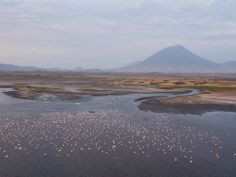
(118, 45), (236, 73)
(1, 0), (236, 68)
(1, 45), (236, 73)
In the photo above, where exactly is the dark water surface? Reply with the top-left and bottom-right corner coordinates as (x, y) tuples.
(0, 89), (235, 177)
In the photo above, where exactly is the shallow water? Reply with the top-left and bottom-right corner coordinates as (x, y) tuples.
(0, 89), (235, 177)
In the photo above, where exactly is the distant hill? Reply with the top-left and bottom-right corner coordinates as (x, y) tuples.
(222, 61), (236, 67)
(0, 63), (84, 72)
(83, 69), (104, 73)
(73, 67), (84, 72)
(0, 63), (40, 72)
(219, 61), (236, 73)
(118, 45), (224, 73)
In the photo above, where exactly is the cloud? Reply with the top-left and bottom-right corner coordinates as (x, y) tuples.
(0, 0), (235, 68)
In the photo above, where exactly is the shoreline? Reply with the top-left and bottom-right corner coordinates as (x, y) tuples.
(1, 86), (195, 102)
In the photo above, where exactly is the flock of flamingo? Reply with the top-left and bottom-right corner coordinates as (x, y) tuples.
(0, 111), (235, 164)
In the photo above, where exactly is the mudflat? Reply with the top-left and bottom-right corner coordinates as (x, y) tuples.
(1, 71), (236, 105)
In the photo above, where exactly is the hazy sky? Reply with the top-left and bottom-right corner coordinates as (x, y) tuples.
(0, 0), (236, 69)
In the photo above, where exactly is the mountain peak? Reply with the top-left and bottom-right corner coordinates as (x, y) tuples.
(159, 45), (190, 54)
(119, 45), (221, 73)
(166, 45), (186, 50)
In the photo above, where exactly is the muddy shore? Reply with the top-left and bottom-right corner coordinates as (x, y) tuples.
(138, 95), (236, 115)
(4, 88), (236, 116)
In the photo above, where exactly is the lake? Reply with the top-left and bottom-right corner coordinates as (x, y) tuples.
(0, 89), (235, 177)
